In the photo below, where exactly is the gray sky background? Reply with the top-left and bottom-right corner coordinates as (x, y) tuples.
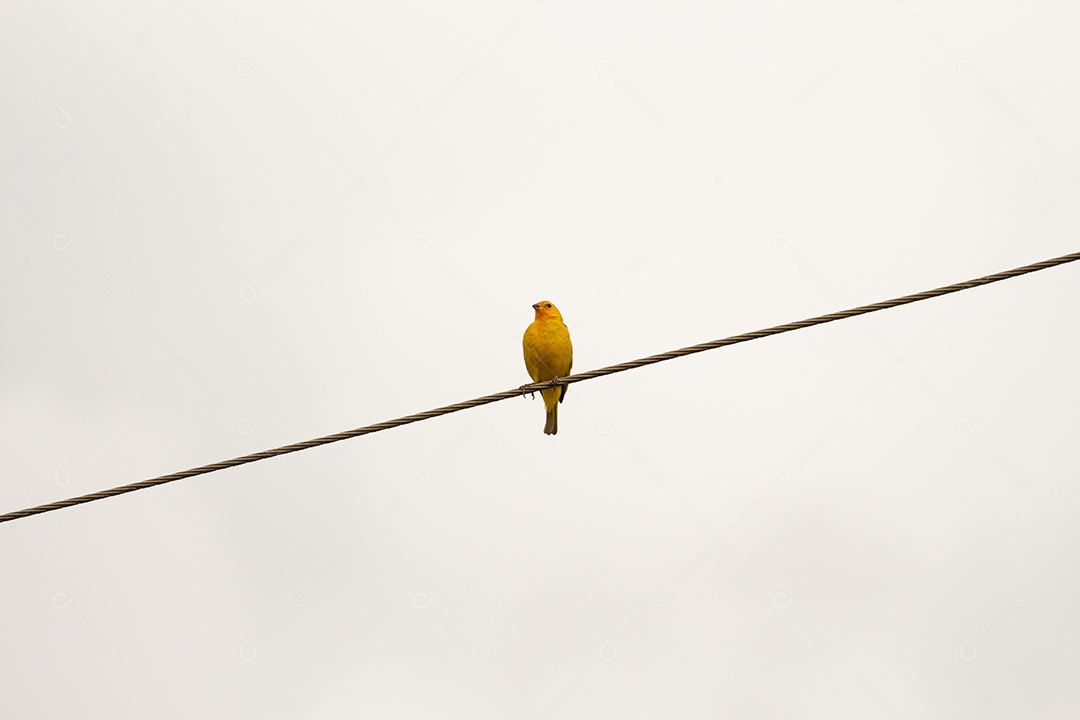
(3, 2), (1080, 717)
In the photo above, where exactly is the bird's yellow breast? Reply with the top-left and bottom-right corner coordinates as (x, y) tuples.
(523, 319), (573, 383)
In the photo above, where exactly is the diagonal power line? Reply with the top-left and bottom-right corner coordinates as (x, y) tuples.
(2, 250), (1078, 524)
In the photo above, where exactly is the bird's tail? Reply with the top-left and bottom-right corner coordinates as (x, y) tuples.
(544, 404), (557, 435)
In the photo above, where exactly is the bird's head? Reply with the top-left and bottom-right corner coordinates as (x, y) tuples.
(531, 300), (563, 322)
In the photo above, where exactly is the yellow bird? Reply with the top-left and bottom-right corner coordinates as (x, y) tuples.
(522, 300), (573, 435)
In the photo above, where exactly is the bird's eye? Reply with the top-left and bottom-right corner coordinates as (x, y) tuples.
(545, 303), (552, 308)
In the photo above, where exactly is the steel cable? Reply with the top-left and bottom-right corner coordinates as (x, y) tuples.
(2, 250), (1078, 524)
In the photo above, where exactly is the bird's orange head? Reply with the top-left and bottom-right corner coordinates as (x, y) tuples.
(531, 300), (563, 322)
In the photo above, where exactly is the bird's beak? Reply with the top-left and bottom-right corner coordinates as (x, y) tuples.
(531, 303), (540, 310)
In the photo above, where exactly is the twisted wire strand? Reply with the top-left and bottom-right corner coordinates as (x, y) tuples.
(3, 250), (1078, 524)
